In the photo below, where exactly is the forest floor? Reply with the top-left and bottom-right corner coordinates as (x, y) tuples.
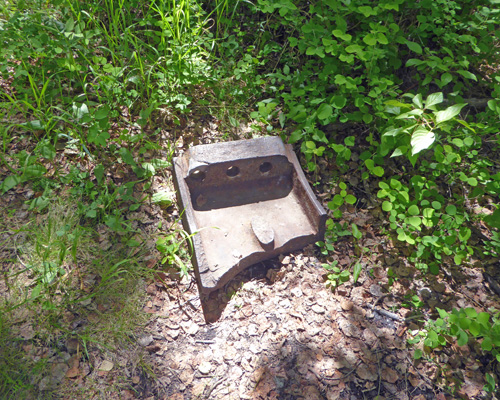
(1, 116), (500, 400)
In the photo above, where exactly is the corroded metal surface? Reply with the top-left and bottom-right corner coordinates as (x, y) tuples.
(173, 137), (327, 294)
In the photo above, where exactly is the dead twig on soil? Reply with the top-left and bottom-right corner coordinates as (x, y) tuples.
(368, 294), (405, 322)
(203, 376), (226, 399)
(367, 303), (404, 322)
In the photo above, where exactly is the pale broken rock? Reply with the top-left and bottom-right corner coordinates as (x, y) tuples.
(192, 382), (206, 397)
(199, 361), (213, 375)
(247, 323), (259, 336)
(99, 360), (114, 372)
(181, 320), (199, 336)
(138, 334), (154, 347)
(131, 376), (141, 384)
(249, 343), (261, 354)
(312, 304), (325, 314)
(290, 287), (303, 297)
(224, 346), (238, 361)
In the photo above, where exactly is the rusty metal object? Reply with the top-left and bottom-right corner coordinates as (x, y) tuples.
(173, 137), (327, 294)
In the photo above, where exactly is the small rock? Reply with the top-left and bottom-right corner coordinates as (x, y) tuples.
(98, 360), (114, 372)
(51, 363), (69, 384)
(199, 361), (212, 374)
(138, 334), (154, 347)
(312, 304), (325, 314)
(369, 284), (383, 297)
(131, 376), (141, 384)
(65, 338), (79, 354)
(340, 299), (353, 311)
(181, 321), (199, 336)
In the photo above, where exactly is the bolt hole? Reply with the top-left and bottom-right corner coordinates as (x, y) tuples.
(190, 170), (206, 181)
(259, 162), (272, 174)
(226, 166), (240, 177)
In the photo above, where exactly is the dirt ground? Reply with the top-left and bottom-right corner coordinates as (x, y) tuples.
(2, 119), (500, 399)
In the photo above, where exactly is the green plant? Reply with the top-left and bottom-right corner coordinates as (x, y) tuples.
(380, 92), (469, 165)
(411, 307), (500, 392)
(156, 226), (194, 278)
(323, 261), (350, 291)
(327, 181), (357, 219)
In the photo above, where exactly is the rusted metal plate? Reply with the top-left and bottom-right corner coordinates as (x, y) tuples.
(173, 137), (327, 294)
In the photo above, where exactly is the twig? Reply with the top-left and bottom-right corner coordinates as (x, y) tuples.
(203, 376), (226, 399)
(367, 303), (403, 322)
(195, 340), (215, 344)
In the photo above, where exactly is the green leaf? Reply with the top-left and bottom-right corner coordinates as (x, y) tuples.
(150, 159), (170, 169)
(95, 105), (110, 120)
(376, 32), (388, 45)
(477, 312), (490, 327)
(23, 165), (46, 179)
(425, 93), (443, 108)
(119, 148), (136, 167)
(482, 337), (493, 351)
(469, 321), (481, 337)
(0, 175), (22, 194)
(317, 103), (333, 120)
(457, 329), (468, 346)
(344, 136), (355, 146)
(464, 308), (477, 318)
(345, 194), (356, 205)
(391, 146), (406, 157)
(40, 143), (56, 160)
(408, 205), (420, 216)
(358, 5), (376, 17)
(382, 201), (393, 211)
(467, 177), (478, 186)
(414, 349), (423, 360)
(353, 263), (362, 283)
(351, 223), (362, 240)
(457, 70), (477, 81)
(440, 72), (453, 87)
(383, 127), (403, 137)
(445, 205), (457, 215)
(363, 33), (377, 46)
(332, 95), (347, 109)
(372, 166), (384, 177)
(94, 164), (105, 185)
(408, 216), (421, 227)
(65, 18), (75, 32)
(411, 127), (435, 155)
(484, 209), (500, 229)
(434, 104), (466, 124)
(412, 93), (424, 109)
(406, 41), (422, 54)
(431, 201), (442, 210)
